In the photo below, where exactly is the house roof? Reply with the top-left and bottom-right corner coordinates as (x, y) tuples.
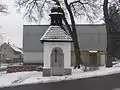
(8, 44), (23, 54)
(23, 24), (106, 51)
(1, 42), (23, 54)
(40, 26), (72, 42)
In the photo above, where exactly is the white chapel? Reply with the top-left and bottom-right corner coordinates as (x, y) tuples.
(40, 4), (72, 76)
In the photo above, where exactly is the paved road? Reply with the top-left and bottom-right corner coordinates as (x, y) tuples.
(1, 73), (120, 90)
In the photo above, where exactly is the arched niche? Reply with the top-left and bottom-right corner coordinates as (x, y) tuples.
(51, 47), (64, 76)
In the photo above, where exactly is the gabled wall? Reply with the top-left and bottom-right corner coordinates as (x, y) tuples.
(0, 43), (23, 63)
(1, 43), (14, 61)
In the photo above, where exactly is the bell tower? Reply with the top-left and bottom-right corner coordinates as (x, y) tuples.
(49, 5), (63, 26)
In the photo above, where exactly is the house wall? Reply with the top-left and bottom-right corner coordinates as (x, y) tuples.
(23, 51), (106, 66)
(1, 43), (14, 61)
(24, 52), (43, 64)
(44, 42), (71, 68)
(71, 51), (90, 66)
(13, 54), (23, 59)
(71, 51), (106, 66)
(81, 51), (90, 65)
(0, 43), (23, 63)
(100, 52), (106, 65)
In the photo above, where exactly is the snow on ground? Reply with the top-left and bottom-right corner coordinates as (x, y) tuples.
(0, 66), (7, 69)
(0, 62), (120, 88)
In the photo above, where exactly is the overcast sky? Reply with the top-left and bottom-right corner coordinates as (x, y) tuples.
(0, 0), (24, 48)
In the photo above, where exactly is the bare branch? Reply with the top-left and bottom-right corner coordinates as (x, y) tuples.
(69, 0), (88, 7)
(15, 0), (49, 22)
(68, 0), (101, 23)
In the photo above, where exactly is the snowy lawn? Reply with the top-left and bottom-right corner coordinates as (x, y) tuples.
(0, 63), (120, 88)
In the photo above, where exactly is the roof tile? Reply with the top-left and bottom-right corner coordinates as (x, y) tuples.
(40, 26), (72, 41)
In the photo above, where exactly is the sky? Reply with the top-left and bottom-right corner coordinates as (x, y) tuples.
(0, 0), (104, 48)
(0, 0), (24, 48)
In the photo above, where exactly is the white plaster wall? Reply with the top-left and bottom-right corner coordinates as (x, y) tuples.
(44, 42), (71, 68)
(43, 43), (51, 68)
(100, 54), (106, 65)
(24, 52), (43, 63)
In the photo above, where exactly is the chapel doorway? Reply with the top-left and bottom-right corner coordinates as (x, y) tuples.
(51, 47), (64, 76)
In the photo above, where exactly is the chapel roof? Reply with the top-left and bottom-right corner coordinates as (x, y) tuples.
(40, 26), (72, 42)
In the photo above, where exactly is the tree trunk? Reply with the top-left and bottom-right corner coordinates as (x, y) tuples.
(73, 35), (82, 68)
(103, 0), (112, 67)
(64, 0), (82, 68)
(53, 0), (82, 68)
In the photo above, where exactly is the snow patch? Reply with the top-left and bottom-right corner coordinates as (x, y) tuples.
(0, 62), (120, 88)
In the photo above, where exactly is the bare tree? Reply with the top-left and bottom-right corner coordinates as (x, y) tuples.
(0, 3), (8, 44)
(0, 3), (7, 44)
(108, 4), (120, 60)
(15, 0), (100, 68)
(0, 2), (8, 42)
(103, 0), (112, 67)
(103, 0), (120, 67)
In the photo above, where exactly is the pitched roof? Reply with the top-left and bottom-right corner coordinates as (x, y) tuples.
(9, 44), (23, 54)
(1, 42), (23, 54)
(23, 24), (106, 51)
(40, 26), (72, 41)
